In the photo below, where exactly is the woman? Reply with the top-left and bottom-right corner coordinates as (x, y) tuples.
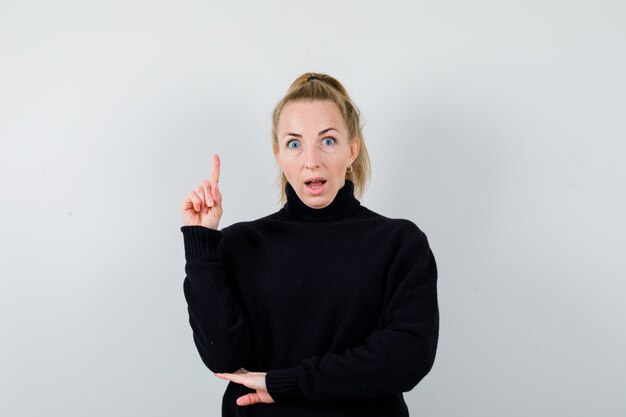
(180, 72), (439, 417)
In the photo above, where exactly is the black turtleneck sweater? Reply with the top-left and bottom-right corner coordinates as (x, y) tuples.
(180, 179), (439, 417)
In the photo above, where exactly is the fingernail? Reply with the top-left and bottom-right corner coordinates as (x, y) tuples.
(208, 198), (214, 206)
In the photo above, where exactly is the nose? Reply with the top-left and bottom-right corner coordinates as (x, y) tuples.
(304, 144), (321, 169)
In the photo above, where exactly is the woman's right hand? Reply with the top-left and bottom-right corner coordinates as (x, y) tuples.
(181, 154), (223, 230)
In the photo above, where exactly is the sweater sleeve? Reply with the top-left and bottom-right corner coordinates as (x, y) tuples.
(265, 228), (439, 402)
(181, 225), (250, 373)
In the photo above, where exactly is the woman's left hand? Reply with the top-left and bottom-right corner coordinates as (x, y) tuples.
(214, 368), (275, 406)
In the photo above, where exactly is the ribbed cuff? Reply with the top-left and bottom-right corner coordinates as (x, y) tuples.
(266, 366), (306, 402)
(180, 225), (222, 261)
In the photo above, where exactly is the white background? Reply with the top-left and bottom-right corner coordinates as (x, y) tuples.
(1, 1), (624, 416)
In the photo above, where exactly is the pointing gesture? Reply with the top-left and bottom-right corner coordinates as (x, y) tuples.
(181, 153), (223, 230)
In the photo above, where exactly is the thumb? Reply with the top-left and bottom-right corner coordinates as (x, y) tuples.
(236, 393), (261, 406)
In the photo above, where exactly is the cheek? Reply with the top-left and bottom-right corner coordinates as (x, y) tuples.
(331, 156), (349, 169)
(278, 159), (298, 177)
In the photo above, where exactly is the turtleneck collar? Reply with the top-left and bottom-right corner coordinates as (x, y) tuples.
(282, 179), (361, 222)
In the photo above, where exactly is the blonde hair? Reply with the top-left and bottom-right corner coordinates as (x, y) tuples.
(271, 72), (371, 206)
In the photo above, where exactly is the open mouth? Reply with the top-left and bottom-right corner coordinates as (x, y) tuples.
(305, 179), (327, 189)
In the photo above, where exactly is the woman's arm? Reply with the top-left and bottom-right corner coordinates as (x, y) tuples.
(265, 230), (439, 402)
(181, 225), (250, 373)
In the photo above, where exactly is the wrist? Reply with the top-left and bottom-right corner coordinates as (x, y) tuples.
(265, 366), (306, 402)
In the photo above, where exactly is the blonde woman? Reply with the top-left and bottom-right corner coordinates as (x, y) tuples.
(180, 72), (439, 416)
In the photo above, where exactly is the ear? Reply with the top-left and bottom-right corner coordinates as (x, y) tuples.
(349, 137), (360, 164)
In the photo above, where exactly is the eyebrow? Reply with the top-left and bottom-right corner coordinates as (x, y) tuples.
(283, 127), (339, 139)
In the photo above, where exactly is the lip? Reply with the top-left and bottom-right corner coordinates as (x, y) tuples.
(304, 179), (326, 195)
(304, 176), (327, 184)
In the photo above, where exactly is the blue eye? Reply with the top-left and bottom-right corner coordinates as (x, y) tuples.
(323, 137), (336, 146)
(287, 140), (300, 149)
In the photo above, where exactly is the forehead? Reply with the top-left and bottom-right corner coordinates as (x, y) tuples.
(278, 100), (345, 132)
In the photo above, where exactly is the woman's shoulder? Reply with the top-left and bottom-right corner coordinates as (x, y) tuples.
(218, 211), (282, 236)
(360, 206), (429, 240)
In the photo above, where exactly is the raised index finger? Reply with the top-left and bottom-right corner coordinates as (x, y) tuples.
(210, 153), (220, 184)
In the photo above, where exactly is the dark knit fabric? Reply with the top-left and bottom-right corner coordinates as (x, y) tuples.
(181, 179), (439, 416)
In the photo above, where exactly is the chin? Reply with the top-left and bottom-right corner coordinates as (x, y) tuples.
(309, 199), (331, 209)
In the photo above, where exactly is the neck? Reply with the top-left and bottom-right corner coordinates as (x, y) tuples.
(282, 179), (361, 222)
